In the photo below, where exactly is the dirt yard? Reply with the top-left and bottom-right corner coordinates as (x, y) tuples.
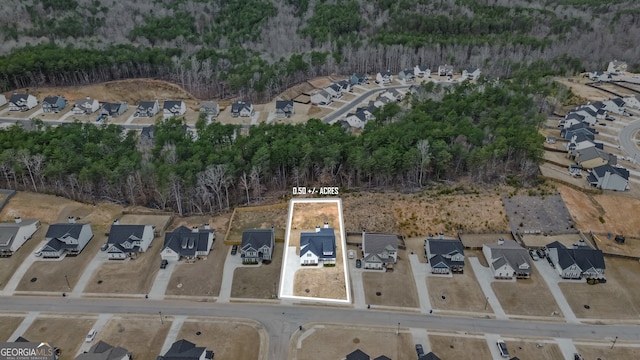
(505, 338), (564, 359)
(0, 315), (24, 341)
(554, 77), (611, 102)
(23, 316), (96, 357)
(361, 250), (418, 307)
(225, 204), (288, 244)
(290, 323), (415, 360)
(591, 82), (638, 97)
(458, 233), (514, 249)
(576, 344), (640, 359)
(96, 315), (171, 360)
(119, 214), (172, 230)
(0, 225), (45, 290)
(492, 266), (564, 318)
(560, 257), (640, 320)
(176, 318), (262, 360)
(428, 334), (492, 359)
(231, 242), (282, 299)
(426, 265), (493, 313)
(165, 238), (226, 297)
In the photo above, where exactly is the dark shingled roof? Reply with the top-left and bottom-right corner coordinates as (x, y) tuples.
(163, 226), (214, 257)
(158, 339), (209, 360)
(346, 349), (370, 360)
(300, 227), (335, 259)
(241, 228), (274, 252)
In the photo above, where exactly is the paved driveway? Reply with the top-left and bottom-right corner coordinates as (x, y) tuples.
(532, 260), (580, 323)
(0, 239), (48, 296)
(468, 257), (507, 319)
(218, 247), (248, 302)
(347, 257), (366, 309)
(408, 254), (432, 313)
(148, 261), (178, 299)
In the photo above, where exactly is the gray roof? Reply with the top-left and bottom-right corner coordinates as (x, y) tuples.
(380, 70), (392, 77)
(137, 101), (157, 109)
(159, 339), (207, 360)
(231, 101), (252, 113)
(592, 163), (629, 180)
(9, 93), (31, 104)
(401, 68), (415, 76)
(611, 97), (625, 107)
(43, 96), (64, 105)
(163, 226), (214, 257)
(577, 147), (607, 162)
(75, 340), (130, 360)
(427, 238), (464, 256)
(363, 233), (398, 256)
(163, 100), (184, 112)
(577, 107), (597, 117)
(0, 219), (39, 249)
(420, 352), (442, 360)
(300, 227), (335, 259)
(199, 101), (218, 111)
(275, 100), (294, 111)
(241, 228), (274, 252)
(484, 240), (531, 275)
(107, 224), (147, 246)
(374, 356), (392, 360)
(346, 349), (370, 360)
(101, 102), (124, 115)
(547, 241), (605, 271)
(466, 67), (478, 73)
(46, 223), (86, 240)
(328, 83), (341, 92)
(565, 113), (585, 122)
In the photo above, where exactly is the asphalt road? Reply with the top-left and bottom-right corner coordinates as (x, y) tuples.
(322, 84), (411, 123)
(2, 296), (638, 359)
(619, 119), (640, 162)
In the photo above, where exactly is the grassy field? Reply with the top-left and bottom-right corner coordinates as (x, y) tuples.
(492, 266), (563, 318)
(429, 334), (492, 359)
(427, 264), (493, 313)
(176, 319), (262, 360)
(96, 315), (171, 360)
(0, 315), (24, 341)
(231, 242), (282, 299)
(23, 316), (96, 358)
(362, 250), (419, 308)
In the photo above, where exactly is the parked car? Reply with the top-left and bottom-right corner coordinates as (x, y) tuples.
(160, 259), (168, 269)
(415, 344), (424, 357)
(100, 243), (109, 251)
(605, 116), (615, 121)
(85, 329), (97, 343)
(231, 245), (238, 255)
(496, 340), (509, 358)
(574, 353), (585, 360)
(529, 250), (539, 261)
(355, 259), (362, 268)
(536, 249), (546, 259)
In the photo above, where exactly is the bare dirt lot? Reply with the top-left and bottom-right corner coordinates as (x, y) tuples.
(492, 266), (564, 318)
(576, 344), (640, 359)
(96, 315), (171, 360)
(166, 238), (226, 297)
(458, 232), (514, 249)
(231, 242), (282, 299)
(426, 264), (493, 314)
(429, 334), (492, 359)
(176, 318), (262, 360)
(560, 257), (640, 320)
(290, 323), (415, 360)
(502, 193), (577, 234)
(591, 82), (638, 97)
(225, 204), (288, 244)
(23, 316), (95, 357)
(362, 250), (418, 308)
(0, 315), (24, 341)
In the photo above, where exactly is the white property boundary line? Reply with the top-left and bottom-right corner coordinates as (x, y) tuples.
(278, 198), (351, 305)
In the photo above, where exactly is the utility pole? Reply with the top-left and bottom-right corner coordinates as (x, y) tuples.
(397, 322), (400, 336)
(159, 311), (163, 325)
(64, 274), (71, 290)
(611, 336), (618, 349)
(485, 297), (489, 310)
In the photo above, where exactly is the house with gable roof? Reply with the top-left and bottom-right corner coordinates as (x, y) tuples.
(575, 147), (615, 169)
(199, 101), (220, 117)
(425, 238), (465, 274)
(414, 65), (431, 78)
(135, 100), (160, 117)
(546, 241), (605, 279)
(160, 224), (215, 262)
(0, 217), (40, 257)
(586, 164), (629, 191)
(163, 100), (187, 118)
(462, 67), (481, 80)
(9, 93), (38, 111)
(588, 71), (612, 82)
(375, 70), (393, 84)
(350, 73), (368, 86)
(231, 101), (253, 117)
(602, 98), (626, 114)
(41, 218), (94, 258)
(362, 233), (398, 270)
(106, 220), (155, 260)
(437, 64), (454, 77)
(482, 239), (531, 279)
(275, 100), (295, 118)
(311, 90), (332, 105)
(241, 227), (275, 264)
(398, 68), (415, 83)
(72, 97), (100, 115)
(156, 339), (213, 360)
(75, 340), (131, 360)
(42, 96), (67, 113)
(100, 102), (128, 117)
(300, 222), (336, 266)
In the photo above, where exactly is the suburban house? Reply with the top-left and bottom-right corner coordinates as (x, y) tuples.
(362, 233), (398, 270)
(275, 100), (295, 118)
(584, 101), (608, 118)
(568, 164), (583, 177)
(344, 110), (371, 129)
(199, 101), (220, 117)
(300, 222), (336, 266)
(419, 353), (442, 360)
(241, 228), (275, 264)
(100, 102), (128, 117)
(587, 164), (629, 191)
(324, 83), (342, 99)
(623, 95), (640, 110)
(398, 68), (415, 82)
(106, 221), (155, 260)
(425, 238), (465, 274)
(571, 107), (599, 125)
(75, 340), (131, 360)
(42, 96), (67, 113)
(603, 98), (626, 114)
(139, 125), (155, 146)
(163, 100), (187, 118)
(344, 349), (393, 360)
(377, 89), (402, 103)
(231, 101), (253, 117)
(437, 64), (454, 76)
(607, 60), (627, 74)
(9, 93), (38, 111)
(350, 73), (368, 86)
(157, 339), (213, 360)
(575, 147), (616, 169)
(310, 90), (332, 105)
(41, 219), (94, 258)
(462, 67), (481, 80)
(337, 80), (351, 93)
(565, 134), (599, 153)
(546, 241), (605, 279)
(375, 70), (393, 84)
(161, 225), (215, 262)
(0, 217), (40, 257)
(561, 125), (595, 140)
(562, 112), (586, 126)
(588, 71), (612, 82)
(0, 94), (6, 107)
(72, 97), (100, 114)
(482, 239), (531, 279)
(414, 65), (431, 78)
(135, 100), (160, 117)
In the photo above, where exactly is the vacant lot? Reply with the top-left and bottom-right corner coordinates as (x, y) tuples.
(97, 315), (171, 360)
(231, 242), (282, 299)
(0, 315), (24, 341)
(502, 193), (577, 234)
(177, 318), (262, 360)
(362, 250), (418, 307)
(492, 266), (563, 318)
(290, 324), (414, 360)
(23, 316), (95, 357)
(555, 77), (611, 101)
(560, 257), (640, 320)
(226, 204), (288, 243)
(539, 162), (592, 189)
(591, 82), (638, 97)
(0, 225), (45, 290)
(429, 335), (492, 359)
(576, 344), (640, 359)
(427, 264), (493, 313)
(505, 338), (564, 359)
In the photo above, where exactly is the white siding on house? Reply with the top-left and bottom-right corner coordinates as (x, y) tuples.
(161, 248), (180, 262)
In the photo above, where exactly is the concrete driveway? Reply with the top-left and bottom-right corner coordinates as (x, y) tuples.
(408, 254), (432, 313)
(217, 247), (247, 303)
(148, 260), (178, 300)
(532, 260), (580, 323)
(347, 256), (366, 309)
(71, 249), (109, 297)
(468, 257), (507, 319)
(0, 239), (49, 296)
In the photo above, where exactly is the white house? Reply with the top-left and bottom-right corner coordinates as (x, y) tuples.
(462, 67), (481, 80)
(565, 134), (598, 152)
(425, 238), (465, 274)
(587, 164), (629, 191)
(362, 233), (398, 270)
(324, 84), (342, 99)
(623, 95), (640, 110)
(72, 97), (100, 115)
(231, 101), (253, 117)
(482, 239), (531, 279)
(414, 65), (430, 78)
(199, 101), (220, 117)
(275, 100), (295, 118)
(106, 221), (155, 260)
(602, 98), (626, 114)
(437, 64), (454, 76)
(310, 90), (332, 105)
(240, 228), (275, 264)
(336, 80), (351, 93)
(376, 70), (393, 84)
(135, 100), (160, 117)
(607, 60), (627, 75)
(588, 71), (612, 82)
(9, 93), (38, 111)
(0, 94), (7, 107)
(571, 108), (597, 125)
(300, 223), (336, 266)
(546, 241), (605, 279)
(0, 217), (40, 256)
(75, 340), (131, 360)
(41, 219), (94, 258)
(161, 225), (215, 262)
(163, 100), (187, 118)
(344, 111), (370, 129)
(398, 69), (415, 83)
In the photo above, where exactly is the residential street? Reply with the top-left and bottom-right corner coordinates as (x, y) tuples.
(619, 119), (640, 163)
(2, 295), (639, 360)
(321, 85), (411, 123)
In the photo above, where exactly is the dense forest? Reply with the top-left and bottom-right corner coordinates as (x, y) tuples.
(0, 0), (639, 99)
(0, 71), (566, 214)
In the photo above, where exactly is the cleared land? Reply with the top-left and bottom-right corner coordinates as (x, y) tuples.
(96, 315), (171, 360)
(576, 344), (640, 359)
(290, 324), (414, 360)
(361, 250), (418, 307)
(231, 242), (282, 299)
(23, 316), (95, 357)
(555, 77), (611, 101)
(502, 193), (577, 234)
(459, 232), (514, 249)
(426, 264), (493, 313)
(591, 82), (638, 97)
(225, 204), (288, 244)
(0, 315), (24, 341)
(504, 338), (564, 359)
(176, 319), (262, 360)
(491, 266), (564, 318)
(559, 257), (640, 320)
(429, 334), (492, 360)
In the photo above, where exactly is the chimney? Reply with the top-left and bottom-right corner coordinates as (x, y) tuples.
(498, 238), (504, 245)
(14, 216), (22, 224)
(192, 226), (199, 233)
(86, 96), (90, 100)
(113, 218), (120, 225)
(324, 222), (329, 229)
(439, 232), (444, 240)
(68, 216), (75, 224)
(204, 223), (211, 230)
(315, 226), (320, 233)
